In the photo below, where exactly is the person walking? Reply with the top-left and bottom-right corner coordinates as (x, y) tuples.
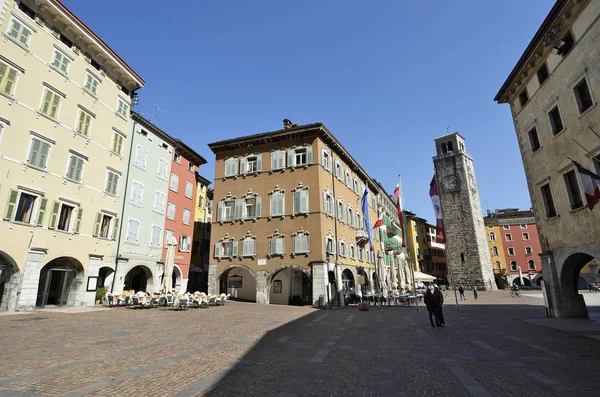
(424, 288), (440, 327)
(473, 286), (478, 300)
(433, 285), (445, 327)
(458, 284), (466, 300)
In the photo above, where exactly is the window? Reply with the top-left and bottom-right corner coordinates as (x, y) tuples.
(555, 31), (574, 57)
(270, 236), (284, 255)
(350, 245), (356, 259)
(294, 234), (309, 254)
(505, 234), (512, 242)
(345, 170), (351, 188)
(295, 149), (307, 166)
(518, 89), (529, 107)
(527, 126), (541, 152)
(242, 238), (256, 257)
(103, 171), (119, 196)
(151, 226), (162, 248)
(157, 159), (168, 180)
(4, 190), (42, 225)
(116, 98), (129, 118)
(217, 240), (237, 258)
(358, 247), (364, 261)
(51, 50), (70, 75)
(93, 213), (115, 239)
(167, 202), (176, 220)
(40, 89), (62, 119)
(325, 237), (335, 254)
(337, 200), (345, 222)
(348, 207), (354, 228)
(526, 247), (533, 256)
(503, 225), (510, 230)
(354, 179), (359, 195)
(288, 147), (313, 167)
(130, 182), (144, 206)
(492, 246), (499, 256)
(26, 137), (51, 169)
(134, 145), (147, 169)
(335, 161), (342, 180)
(243, 197), (261, 219)
(154, 191), (165, 213)
(241, 155), (262, 173)
(510, 261), (518, 271)
(270, 193), (284, 217)
(188, 162), (194, 172)
(593, 153), (600, 175)
(293, 190), (308, 214)
(112, 132), (124, 156)
(321, 149), (331, 171)
(563, 169), (584, 210)
(271, 150), (285, 170)
(520, 224), (527, 229)
(170, 173), (179, 192)
(218, 200), (234, 222)
(540, 183), (557, 218)
(508, 247), (515, 256)
(82, 73), (99, 96)
(173, 152), (181, 164)
(522, 232), (530, 241)
(0, 62), (18, 96)
(185, 181), (193, 199)
(537, 63), (549, 85)
(75, 109), (92, 136)
(323, 191), (334, 216)
(573, 77), (593, 114)
(224, 158), (238, 177)
(356, 212), (362, 229)
(164, 229), (174, 247)
(176, 234), (190, 252)
(339, 240), (346, 257)
(54, 203), (76, 232)
(7, 17), (32, 48)
(489, 232), (496, 242)
(547, 105), (564, 135)
(528, 260), (536, 270)
(183, 209), (191, 225)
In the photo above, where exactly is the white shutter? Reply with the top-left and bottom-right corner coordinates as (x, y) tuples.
(256, 196), (262, 218)
(270, 238), (277, 254)
(214, 242), (222, 258)
(306, 146), (313, 164)
(323, 192), (328, 213)
(287, 150), (295, 168)
(300, 191), (308, 213)
(276, 237), (283, 254)
(232, 240), (238, 256)
(321, 150), (326, 168)
(234, 199), (244, 220)
(257, 154), (263, 171)
(240, 157), (247, 174)
(217, 201), (224, 221)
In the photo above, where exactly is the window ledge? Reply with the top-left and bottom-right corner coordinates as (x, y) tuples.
(130, 203), (144, 209)
(4, 34), (30, 52)
(577, 102), (596, 119)
(569, 206), (587, 214)
(64, 177), (83, 185)
(37, 111), (60, 125)
(267, 253), (285, 259)
(0, 90), (15, 101)
(115, 112), (128, 121)
(530, 147), (543, 156)
(126, 241), (139, 245)
(50, 65), (69, 79)
(133, 164), (147, 172)
(83, 88), (98, 100)
(23, 162), (48, 173)
(551, 128), (567, 140)
(9, 220), (36, 228)
(53, 229), (74, 235)
(544, 214), (560, 221)
(104, 191), (118, 198)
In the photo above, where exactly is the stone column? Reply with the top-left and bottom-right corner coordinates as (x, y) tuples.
(335, 264), (344, 306)
(16, 248), (46, 311)
(111, 258), (129, 294)
(255, 270), (269, 304)
(311, 262), (328, 308)
(0, 266), (20, 312)
(207, 264), (218, 295)
(76, 255), (103, 307)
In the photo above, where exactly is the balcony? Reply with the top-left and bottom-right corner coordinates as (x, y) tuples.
(493, 267), (507, 275)
(427, 241), (445, 250)
(356, 229), (369, 246)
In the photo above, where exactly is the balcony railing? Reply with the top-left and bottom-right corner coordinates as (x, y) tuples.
(356, 229), (369, 246)
(493, 267), (507, 275)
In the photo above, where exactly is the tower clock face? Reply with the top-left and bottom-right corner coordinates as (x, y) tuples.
(443, 176), (459, 191)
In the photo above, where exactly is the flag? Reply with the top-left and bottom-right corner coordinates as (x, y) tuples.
(429, 174), (446, 244)
(572, 160), (600, 210)
(361, 186), (374, 250)
(393, 180), (407, 247)
(373, 214), (384, 229)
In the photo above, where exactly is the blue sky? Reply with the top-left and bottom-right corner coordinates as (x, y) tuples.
(64, 0), (555, 223)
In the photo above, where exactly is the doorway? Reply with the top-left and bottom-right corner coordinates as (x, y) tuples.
(37, 269), (77, 307)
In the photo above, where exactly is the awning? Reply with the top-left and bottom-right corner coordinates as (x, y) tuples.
(413, 271), (436, 282)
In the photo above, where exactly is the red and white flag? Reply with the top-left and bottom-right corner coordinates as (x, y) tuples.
(429, 174), (446, 244)
(372, 213), (384, 229)
(573, 160), (600, 210)
(394, 181), (407, 247)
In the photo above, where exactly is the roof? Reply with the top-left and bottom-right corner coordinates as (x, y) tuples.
(51, 1), (144, 89)
(494, 0), (570, 102)
(208, 122), (379, 191)
(131, 112), (177, 146)
(196, 174), (212, 186)
(174, 139), (207, 167)
(434, 132), (466, 143)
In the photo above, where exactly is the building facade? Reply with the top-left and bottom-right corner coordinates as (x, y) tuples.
(189, 174), (211, 292)
(425, 223), (447, 283)
(0, 0), (143, 311)
(207, 120), (381, 306)
(405, 212), (428, 274)
(484, 209), (543, 288)
(432, 133), (497, 290)
(494, 0), (599, 317)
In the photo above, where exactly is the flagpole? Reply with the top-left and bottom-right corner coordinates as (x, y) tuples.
(399, 175), (419, 312)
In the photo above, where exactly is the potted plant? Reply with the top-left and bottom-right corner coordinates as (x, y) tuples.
(95, 287), (107, 305)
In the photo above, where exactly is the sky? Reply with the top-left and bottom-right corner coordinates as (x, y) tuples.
(64, 0), (556, 223)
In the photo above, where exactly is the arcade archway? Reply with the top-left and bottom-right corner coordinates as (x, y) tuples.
(559, 253), (596, 318)
(0, 251), (19, 311)
(36, 257), (84, 308)
(269, 265), (311, 305)
(124, 265), (153, 292)
(218, 265), (256, 302)
(341, 269), (357, 304)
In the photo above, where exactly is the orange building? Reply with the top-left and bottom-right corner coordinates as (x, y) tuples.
(163, 141), (206, 292)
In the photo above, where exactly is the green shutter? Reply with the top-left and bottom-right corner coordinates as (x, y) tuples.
(112, 218), (119, 241)
(4, 68), (17, 96)
(36, 198), (48, 226)
(41, 90), (52, 115)
(92, 212), (102, 237)
(77, 112), (84, 133)
(83, 113), (91, 136)
(48, 200), (60, 229)
(4, 189), (19, 220)
(50, 94), (60, 118)
(74, 207), (83, 234)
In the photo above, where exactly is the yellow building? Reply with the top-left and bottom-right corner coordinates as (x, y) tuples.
(189, 175), (211, 292)
(484, 224), (507, 285)
(0, 0), (143, 310)
(405, 212), (429, 273)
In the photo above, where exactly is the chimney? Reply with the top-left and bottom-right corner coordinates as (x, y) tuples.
(283, 119), (293, 129)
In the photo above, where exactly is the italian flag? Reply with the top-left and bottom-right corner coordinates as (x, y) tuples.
(573, 160), (600, 210)
(373, 214), (384, 229)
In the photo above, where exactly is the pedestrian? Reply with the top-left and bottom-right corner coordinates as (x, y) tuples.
(473, 286), (478, 300)
(589, 282), (593, 292)
(592, 282), (597, 293)
(424, 288), (440, 327)
(458, 284), (465, 300)
(433, 285), (445, 327)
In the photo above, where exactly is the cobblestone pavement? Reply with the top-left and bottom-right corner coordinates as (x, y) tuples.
(1, 292), (599, 396)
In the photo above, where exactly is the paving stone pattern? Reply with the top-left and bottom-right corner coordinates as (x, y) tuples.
(0, 292), (599, 396)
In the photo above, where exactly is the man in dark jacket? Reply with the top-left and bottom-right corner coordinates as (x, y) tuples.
(433, 285), (445, 327)
(424, 288), (440, 327)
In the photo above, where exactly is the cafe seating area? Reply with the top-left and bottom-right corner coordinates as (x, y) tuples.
(102, 291), (230, 310)
(352, 292), (424, 307)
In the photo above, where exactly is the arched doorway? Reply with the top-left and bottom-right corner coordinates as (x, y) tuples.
(269, 266), (311, 305)
(218, 265), (256, 302)
(341, 269), (356, 304)
(36, 257), (84, 308)
(0, 251), (19, 311)
(559, 253), (596, 318)
(98, 267), (114, 290)
(124, 265), (153, 293)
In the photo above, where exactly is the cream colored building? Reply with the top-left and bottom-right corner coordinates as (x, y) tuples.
(0, 0), (143, 310)
(494, 0), (599, 317)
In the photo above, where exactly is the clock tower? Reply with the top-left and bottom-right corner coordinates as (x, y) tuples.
(432, 132), (496, 290)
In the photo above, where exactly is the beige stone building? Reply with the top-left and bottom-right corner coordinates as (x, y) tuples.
(494, 0), (599, 317)
(206, 120), (404, 306)
(0, 0), (143, 310)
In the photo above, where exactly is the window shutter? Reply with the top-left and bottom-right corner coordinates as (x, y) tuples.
(332, 239), (336, 254)
(251, 240), (256, 255)
(256, 196), (262, 218)
(74, 208), (83, 234)
(4, 189), (19, 220)
(257, 154), (262, 171)
(232, 240), (238, 257)
(271, 153), (276, 170)
(276, 237), (283, 254)
(92, 212), (102, 237)
(5, 68), (17, 95)
(41, 90), (52, 115)
(287, 150), (295, 167)
(35, 197), (48, 226)
(300, 191), (308, 213)
(214, 242), (222, 258)
(240, 157), (247, 174)
(217, 201), (224, 222)
(322, 192), (328, 213)
(50, 94), (60, 118)
(339, 241), (343, 256)
(306, 146), (313, 164)
(48, 201), (60, 229)
(324, 237), (329, 253)
(270, 238), (276, 254)
(234, 199), (244, 220)
(321, 150), (326, 168)
(294, 191), (300, 214)
(112, 218), (119, 240)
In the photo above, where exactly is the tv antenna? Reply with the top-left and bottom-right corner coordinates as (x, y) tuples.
(150, 103), (166, 125)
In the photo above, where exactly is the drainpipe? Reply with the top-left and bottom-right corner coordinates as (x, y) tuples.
(330, 160), (342, 307)
(110, 117), (137, 293)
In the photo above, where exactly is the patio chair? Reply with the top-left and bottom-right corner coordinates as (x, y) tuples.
(207, 296), (217, 306)
(178, 296), (189, 310)
(105, 293), (114, 307)
(166, 294), (175, 309)
(158, 296), (167, 308)
(130, 295), (140, 308)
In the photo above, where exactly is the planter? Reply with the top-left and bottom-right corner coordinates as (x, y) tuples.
(358, 303), (369, 311)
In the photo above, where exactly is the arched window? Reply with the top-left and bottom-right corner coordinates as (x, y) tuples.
(510, 261), (518, 271)
(528, 260), (536, 270)
(441, 143), (447, 153)
(495, 261), (501, 270)
(492, 246), (499, 256)
(447, 141), (454, 151)
(489, 232), (496, 242)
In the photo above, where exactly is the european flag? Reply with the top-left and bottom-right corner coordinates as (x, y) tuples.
(361, 186), (374, 250)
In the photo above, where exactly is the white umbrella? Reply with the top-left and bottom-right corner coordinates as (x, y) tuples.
(519, 267), (524, 286)
(162, 236), (178, 293)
